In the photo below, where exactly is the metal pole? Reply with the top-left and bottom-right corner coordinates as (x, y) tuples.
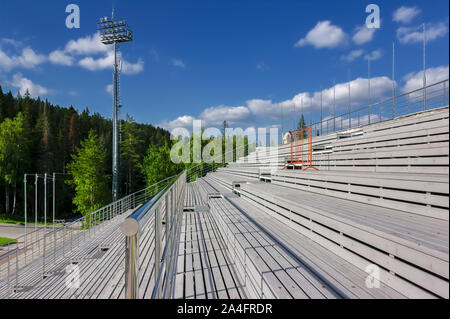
(301, 97), (304, 130)
(293, 98), (296, 131)
(112, 41), (119, 202)
(368, 57), (371, 124)
(24, 175), (27, 252)
(155, 204), (161, 283)
(320, 88), (323, 136)
(124, 231), (139, 299)
(444, 81), (448, 107)
(423, 23), (426, 111)
(309, 98), (312, 127)
(35, 174), (38, 231)
(333, 80), (336, 133)
(43, 173), (47, 276)
(44, 173), (47, 232)
(35, 174), (38, 254)
(348, 69), (352, 128)
(392, 42), (395, 119)
(280, 103), (284, 139)
(53, 173), (55, 231)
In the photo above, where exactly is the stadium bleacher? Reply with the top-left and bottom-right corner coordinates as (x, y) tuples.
(195, 106), (449, 298)
(1, 106), (448, 299)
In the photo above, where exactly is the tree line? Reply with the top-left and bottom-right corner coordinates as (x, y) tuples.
(0, 86), (252, 222)
(0, 86), (172, 221)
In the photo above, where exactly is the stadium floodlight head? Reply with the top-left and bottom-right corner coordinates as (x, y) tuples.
(98, 12), (134, 202)
(98, 17), (133, 45)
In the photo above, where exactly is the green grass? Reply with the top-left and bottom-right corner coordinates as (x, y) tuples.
(0, 215), (54, 226)
(0, 237), (17, 246)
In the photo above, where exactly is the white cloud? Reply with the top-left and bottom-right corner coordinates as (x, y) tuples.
(106, 84), (113, 95)
(64, 32), (108, 56)
(393, 6), (421, 24)
(295, 21), (347, 49)
(159, 105), (252, 131)
(122, 58), (144, 75)
(1, 38), (22, 48)
(158, 65), (446, 133)
(352, 25), (376, 45)
(199, 105), (251, 126)
(0, 33), (144, 75)
(402, 65), (449, 92)
(0, 49), (15, 71)
(50, 33), (144, 74)
(364, 49), (383, 61)
(78, 51), (114, 71)
(160, 75), (398, 131)
(397, 22), (448, 44)
(171, 59), (186, 68)
(340, 49), (364, 62)
(19, 48), (46, 68)
(159, 115), (196, 131)
(247, 76), (394, 121)
(78, 51), (144, 75)
(8, 73), (49, 97)
(256, 62), (269, 71)
(49, 50), (74, 66)
(0, 47), (46, 71)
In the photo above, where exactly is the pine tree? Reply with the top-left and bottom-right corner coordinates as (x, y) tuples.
(0, 113), (29, 214)
(297, 114), (307, 138)
(121, 114), (144, 194)
(140, 142), (181, 187)
(66, 130), (110, 218)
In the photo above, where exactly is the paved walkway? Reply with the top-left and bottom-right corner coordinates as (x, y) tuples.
(0, 223), (26, 240)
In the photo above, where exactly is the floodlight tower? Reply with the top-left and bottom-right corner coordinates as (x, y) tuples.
(98, 12), (133, 201)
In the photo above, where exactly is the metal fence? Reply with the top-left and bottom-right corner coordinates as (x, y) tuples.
(121, 171), (186, 299)
(0, 175), (176, 298)
(121, 144), (250, 299)
(310, 79), (449, 137)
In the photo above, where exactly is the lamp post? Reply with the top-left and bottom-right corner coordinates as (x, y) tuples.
(98, 12), (133, 202)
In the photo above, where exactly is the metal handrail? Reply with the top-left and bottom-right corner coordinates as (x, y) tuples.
(306, 79), (449, 137)
(121, 143), (253, 299)
(0, 174), (178, 298)
(121, 171), (185, 299)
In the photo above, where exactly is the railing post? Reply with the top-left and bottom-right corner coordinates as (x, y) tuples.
(407, 94), (410, 114)
(7, 244), (10, 296)
(392, 96), (395, 119)
(121, 218), (139, 299)
(42, 233), (46, 276)
(444, 81), (447, 107)
(379, 104), (382, 122)
(166, 193), (170, 231)
(155, 203), (162, 289)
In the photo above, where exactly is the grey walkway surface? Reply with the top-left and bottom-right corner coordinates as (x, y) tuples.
(0, 224), (26, 240)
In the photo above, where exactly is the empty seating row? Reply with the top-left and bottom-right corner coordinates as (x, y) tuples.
(200, 178), (405, 298)
(271, 170), (449, 220)
(238, 181), (449, 298)
(226, 106), (449, 174)
(174, 205), (248, 299)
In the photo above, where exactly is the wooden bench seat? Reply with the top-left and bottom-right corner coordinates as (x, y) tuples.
(239, 182), (449, 298)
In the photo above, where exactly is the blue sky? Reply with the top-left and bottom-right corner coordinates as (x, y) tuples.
(0, 0), (448, 133)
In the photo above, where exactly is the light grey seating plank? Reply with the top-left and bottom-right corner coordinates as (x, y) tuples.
(240, 183), (448, 297)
